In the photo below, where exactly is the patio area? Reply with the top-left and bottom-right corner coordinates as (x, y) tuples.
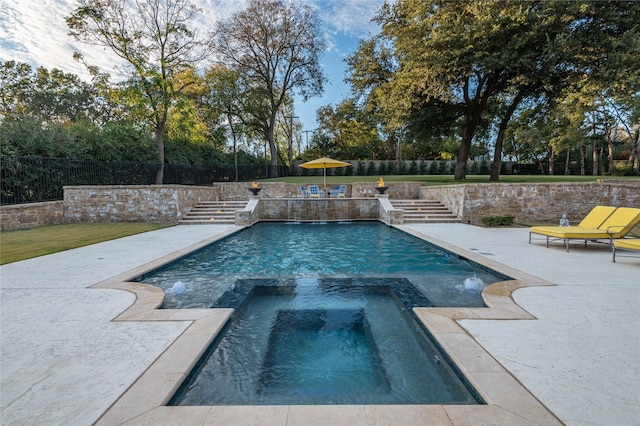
(1, 223), (638, 425)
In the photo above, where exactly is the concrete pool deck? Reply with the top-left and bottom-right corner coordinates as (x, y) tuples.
(1, 223), (638, 425)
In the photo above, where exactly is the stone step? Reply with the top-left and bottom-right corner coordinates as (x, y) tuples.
(196, 201), (247, 206)
(179, 201), (248, 225)
(390, 199), (460, 224)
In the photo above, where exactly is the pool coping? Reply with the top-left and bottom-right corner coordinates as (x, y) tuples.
(91, 224), (563, 425)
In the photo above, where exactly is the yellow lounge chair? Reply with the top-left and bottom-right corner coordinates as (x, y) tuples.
(612, 238), (640, 262)
(529, 206), (616, 248)
(529, 206), (640, 252)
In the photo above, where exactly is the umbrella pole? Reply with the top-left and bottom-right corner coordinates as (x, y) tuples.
(323, 167), (326, 191)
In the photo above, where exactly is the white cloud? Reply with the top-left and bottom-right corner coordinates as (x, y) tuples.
(0, 0), (125, 79)
(0, 0), (382, 77)
(0, 0), (384, 128)
(314, 0), (383, 37)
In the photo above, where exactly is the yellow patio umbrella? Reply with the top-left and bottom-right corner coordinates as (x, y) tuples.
(299, 157), (350, 189)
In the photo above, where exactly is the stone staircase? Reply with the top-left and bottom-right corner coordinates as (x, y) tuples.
(179, 201), (247, 225)
(390, 199), (460, 224)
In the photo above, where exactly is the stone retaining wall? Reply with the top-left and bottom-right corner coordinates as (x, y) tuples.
(422, 180), (640, 224)
(0, 201), (66, 230)
(3, 180), (639, 230)
(63, 185), (217, 224)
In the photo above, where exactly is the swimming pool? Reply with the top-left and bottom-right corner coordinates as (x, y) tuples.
(135, 222), (509, 309)
(169, 278), (481, 405)
(132, 222), (511, 406)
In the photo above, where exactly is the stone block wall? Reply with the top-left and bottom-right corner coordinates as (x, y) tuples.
(350, 182), (422, 199)
(257, 198), (379, 222)
(0, 201), (66, 230)
(420, 185), (465, 217)
(422, 180), (640, 224)
(235, 199), (260, 226)
(377, 197), (403, 225)
(63, 185), (217, 223)
(3, 180), (638, 230)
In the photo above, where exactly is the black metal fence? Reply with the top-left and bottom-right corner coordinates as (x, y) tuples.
(1, 156), (286, 205)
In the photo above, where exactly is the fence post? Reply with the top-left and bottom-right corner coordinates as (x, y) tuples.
(65, 157), (72, 185)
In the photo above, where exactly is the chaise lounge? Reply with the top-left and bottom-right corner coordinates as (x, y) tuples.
(612, 238), (640, 262)
(529, 206), (640, 252)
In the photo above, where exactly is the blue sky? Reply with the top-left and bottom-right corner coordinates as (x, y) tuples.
(0, 0), (385, 133)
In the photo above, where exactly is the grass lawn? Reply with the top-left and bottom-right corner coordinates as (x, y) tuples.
(263, 174), (640, 185)
(0, 223), (173, 265)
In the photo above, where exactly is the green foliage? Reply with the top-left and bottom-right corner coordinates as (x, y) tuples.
(377, 161), (387, 175)
(385, 160), (395, 175)
(408, 160), (418, 175)
(345, 165), (354, 176)
(366, 161), (376, 175)
(345, 0), (639, 180)
(67, 0), (215, 182)
(215, 0), (326, 176)
(428, 161), (438, 175)
(470, 162), (479, 174)
(479, 161), (490, 175)
(419, 161), (427, 175)
(481, 216), (515, 227)
(610, 166), (639, 176)
(357, 161), (365, 176)
(438, 160), (448, 174)
(398, 160), (408, 175)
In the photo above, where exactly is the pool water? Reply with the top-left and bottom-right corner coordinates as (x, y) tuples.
(169, 278), (480, 406)
(136, 222), (507, 406)
(135, 222), (508, 309)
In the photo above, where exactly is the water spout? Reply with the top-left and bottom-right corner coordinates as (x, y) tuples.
(171, 281), (185, 295)
(463, 275), (485, 292)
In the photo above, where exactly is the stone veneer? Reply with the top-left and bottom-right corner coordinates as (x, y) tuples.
(0, 201), (66, 230)
(421, 180), (640, 224)
(63, 185), (217, 224)
(257, 198), (380, 223)
(2, 180), (638, 230)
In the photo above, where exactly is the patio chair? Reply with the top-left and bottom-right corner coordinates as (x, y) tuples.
(529, 206), (640, 252)
(329, 184), (346, 197)
(336, 184), (347, 197)
(309, 185), (324, 198)
(300, 185), (310, 197)
(612, 238), (640, 262)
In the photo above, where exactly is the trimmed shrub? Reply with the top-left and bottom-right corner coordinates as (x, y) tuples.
(481, 216), (515, 227)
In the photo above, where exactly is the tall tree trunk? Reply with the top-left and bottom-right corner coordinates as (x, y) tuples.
(154, 125), (165, 184)
(564, 147), (571, 175)
(607, 138), (614, 175)
(454, 108), (481, 180)
(227, 113), (239, 182)
(628, 128), (639, 169)
(548, 146), (554, 175)
(579, 143), (585, 176)
(266, 121), (279, 178)
(490, 92), (523, 181)
(592, 138), (598, 176)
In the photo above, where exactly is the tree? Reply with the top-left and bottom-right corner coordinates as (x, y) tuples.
(368, 1), (570, 180)
(0, 61), (99, 123)
(215, 0), (325, 177)
(66, 0), (213, 184)
(315, 100), (381, 160)
(348, 1), (639, 180)
(0, 61), (37, 118)
(202, 66), (247, 181)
